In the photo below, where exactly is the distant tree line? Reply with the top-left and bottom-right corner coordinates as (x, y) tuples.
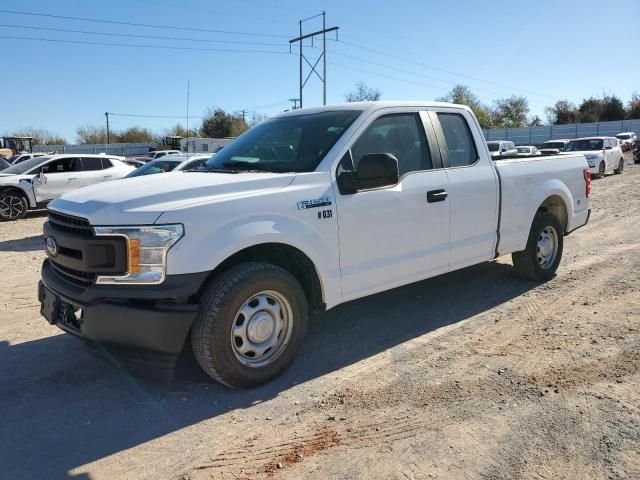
(73, 108), (267, 144)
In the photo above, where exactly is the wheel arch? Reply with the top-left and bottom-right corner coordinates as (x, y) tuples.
(194, 242), (326, 313)
(0, 184), (36, 208)
(537, 194), (569, 234)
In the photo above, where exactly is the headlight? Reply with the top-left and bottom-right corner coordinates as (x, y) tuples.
(588, 161), (595, 167)
(93, 224), (183, 285)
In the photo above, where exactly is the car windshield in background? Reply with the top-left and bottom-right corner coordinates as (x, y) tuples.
(126, 159), (181, 177)
(2, 156), (50, 175)
(565, 139), (603, 151)
(203, 110), (362, 173)
(517, 147), (530, 153)
(616, 134), (630, 140)
(542, 142), (566, 150)
(487, 143), (500, 151)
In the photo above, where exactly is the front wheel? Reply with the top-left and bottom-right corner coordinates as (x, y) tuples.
(191, 262), (308, 388)
(512, 211), (564, 282)
(0, 190), (28, 221)
(593, 161), (606, 179)
(613, 158), (624, 174)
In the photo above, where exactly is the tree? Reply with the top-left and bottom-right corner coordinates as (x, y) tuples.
(491, 95), (529, 128)
(76, 125), (109, 144)
(628, 92), (640, 119)
(438, 85), (492, 128)
(578, 97), (602, 123)
(599, 94), (626, 122)
(161, 123), (199, 139)
(249, 112), (269, 127)
(528, 115), (543, 127)
(118, 126), (155, 143)
(545, 100), (579, 125)
(11, 127), (67, 145)
(345, 82), (382, 102)
(200, 108), (248, 138)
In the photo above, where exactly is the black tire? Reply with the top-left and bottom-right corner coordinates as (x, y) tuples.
(613, 158), (624, 174)
(593, 161), (605, 179)
(0, 189), (29, 221)
(191, 262), (308, 388)
(512, 211), (564, 282)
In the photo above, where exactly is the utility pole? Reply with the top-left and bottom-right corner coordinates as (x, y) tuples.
(288, 98), (300, 110)
(240, 109), (248, 123)
(289, 12), (339, 108)
(105, 112), (110, 145)
(186, 80), (190, 152)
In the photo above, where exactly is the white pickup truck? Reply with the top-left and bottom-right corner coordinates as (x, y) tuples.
(38, 101), (591, 387)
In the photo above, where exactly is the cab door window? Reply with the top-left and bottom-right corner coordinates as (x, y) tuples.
(41, 158), (82, 174)
(350, 113), (432, 177)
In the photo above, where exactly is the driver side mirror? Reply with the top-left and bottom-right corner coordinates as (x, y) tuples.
(338, 153), (399, 194)
(604, 145), (612, 150)
(38, 171), (47, 184)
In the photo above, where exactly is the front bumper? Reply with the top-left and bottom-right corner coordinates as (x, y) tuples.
(39, 259), (208, 366)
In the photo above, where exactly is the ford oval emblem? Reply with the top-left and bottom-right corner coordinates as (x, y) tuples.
(46, 237), (58, 257)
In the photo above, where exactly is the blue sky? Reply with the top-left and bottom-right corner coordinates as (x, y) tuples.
(1, 0), (638, 142)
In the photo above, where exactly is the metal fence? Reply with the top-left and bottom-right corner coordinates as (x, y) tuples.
(32, 142), (155, 156)
(483, 119), (640, 145)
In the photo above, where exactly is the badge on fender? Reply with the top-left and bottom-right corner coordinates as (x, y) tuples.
(297, 197), (332, 210)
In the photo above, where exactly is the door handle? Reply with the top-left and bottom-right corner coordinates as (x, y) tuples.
(103, 175), (112, 179)
(68, 177), (78, 181)
(427, 189), (448, 203)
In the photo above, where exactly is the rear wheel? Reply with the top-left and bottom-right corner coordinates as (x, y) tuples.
(613, 158), (624, 174)
(512, 211), (563, 282)
(0, 190), (28, 221)
(593, 161), (606, 179)
(191, 262), (308, 388)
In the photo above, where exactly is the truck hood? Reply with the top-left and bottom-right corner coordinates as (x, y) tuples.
(49, 171), (297, 225)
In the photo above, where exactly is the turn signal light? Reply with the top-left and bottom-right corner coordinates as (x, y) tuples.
(128, 238), (141, 273)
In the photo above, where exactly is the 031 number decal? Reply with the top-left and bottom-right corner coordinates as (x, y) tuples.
(318, 209), (333, 220)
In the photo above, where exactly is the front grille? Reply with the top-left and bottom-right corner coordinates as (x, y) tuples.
(50, 261), (97, 288)
(48, 210), (93, 237)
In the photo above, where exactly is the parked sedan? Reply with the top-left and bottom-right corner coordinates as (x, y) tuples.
(9, 152), (48, 165)
(0, 154), (134, 221)
(125, 154), (211, 178)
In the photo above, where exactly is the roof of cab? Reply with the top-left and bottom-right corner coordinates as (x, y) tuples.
(273, 101), (471, 118)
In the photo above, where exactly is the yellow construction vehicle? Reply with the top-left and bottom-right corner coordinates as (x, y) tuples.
(0, 136), (34, 159)
(149, 135), (183, 153)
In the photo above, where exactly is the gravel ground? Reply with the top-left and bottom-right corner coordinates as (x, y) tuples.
(1, 154), (639, 480)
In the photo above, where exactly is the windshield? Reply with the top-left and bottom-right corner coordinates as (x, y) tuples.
(2, 156), (50, 175)
(125, 159), (181, 177)
(516, 147), (530, 153)
(203, 110), (362, 173)
(616, 134), (630, 140)
(487, 142), (500, 152)
(565, 139), (603, 151)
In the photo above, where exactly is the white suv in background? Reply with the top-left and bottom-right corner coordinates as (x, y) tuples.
(148, 150), (182, 160)
(486, 140), (517, 157)
(0, 154), (133, 221)
(616, 132), (637, 151)
(564, 137), (624, 178)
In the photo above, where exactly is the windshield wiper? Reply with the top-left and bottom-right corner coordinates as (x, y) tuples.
(221, 161), (289, 173)
(185, 164), (239, 174)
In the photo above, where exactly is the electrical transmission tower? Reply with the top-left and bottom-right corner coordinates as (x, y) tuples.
(289, 12), (339, 108)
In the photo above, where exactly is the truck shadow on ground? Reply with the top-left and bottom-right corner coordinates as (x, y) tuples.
(0, 235), (43, 252)
(0, 261), (536, 479)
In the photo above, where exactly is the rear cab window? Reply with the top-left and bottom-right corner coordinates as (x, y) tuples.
(436, 113), (478, 167)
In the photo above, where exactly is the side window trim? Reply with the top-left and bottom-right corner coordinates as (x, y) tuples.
(418, 111), (444, 170)
(428, 110), (480, 169)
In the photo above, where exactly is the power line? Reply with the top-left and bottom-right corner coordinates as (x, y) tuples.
(0, 24), (284, 47)
(334, 39), (557, 100)
(0, 34), (290, 54)
(0, 9), (291, 38)
(324, 48), (548, 108)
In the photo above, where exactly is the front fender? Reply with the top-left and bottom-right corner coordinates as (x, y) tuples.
(166, 214), (342, 309)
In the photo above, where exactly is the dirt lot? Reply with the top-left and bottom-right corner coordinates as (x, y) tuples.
(1, 155), (639, 480)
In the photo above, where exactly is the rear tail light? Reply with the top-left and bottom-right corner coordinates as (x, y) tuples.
(583, 168), (591, 198)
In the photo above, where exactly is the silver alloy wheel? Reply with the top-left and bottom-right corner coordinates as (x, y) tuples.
(536, 225), (558, 270)
(231, 290), (293, 368)
(0, 194), (25, 220)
